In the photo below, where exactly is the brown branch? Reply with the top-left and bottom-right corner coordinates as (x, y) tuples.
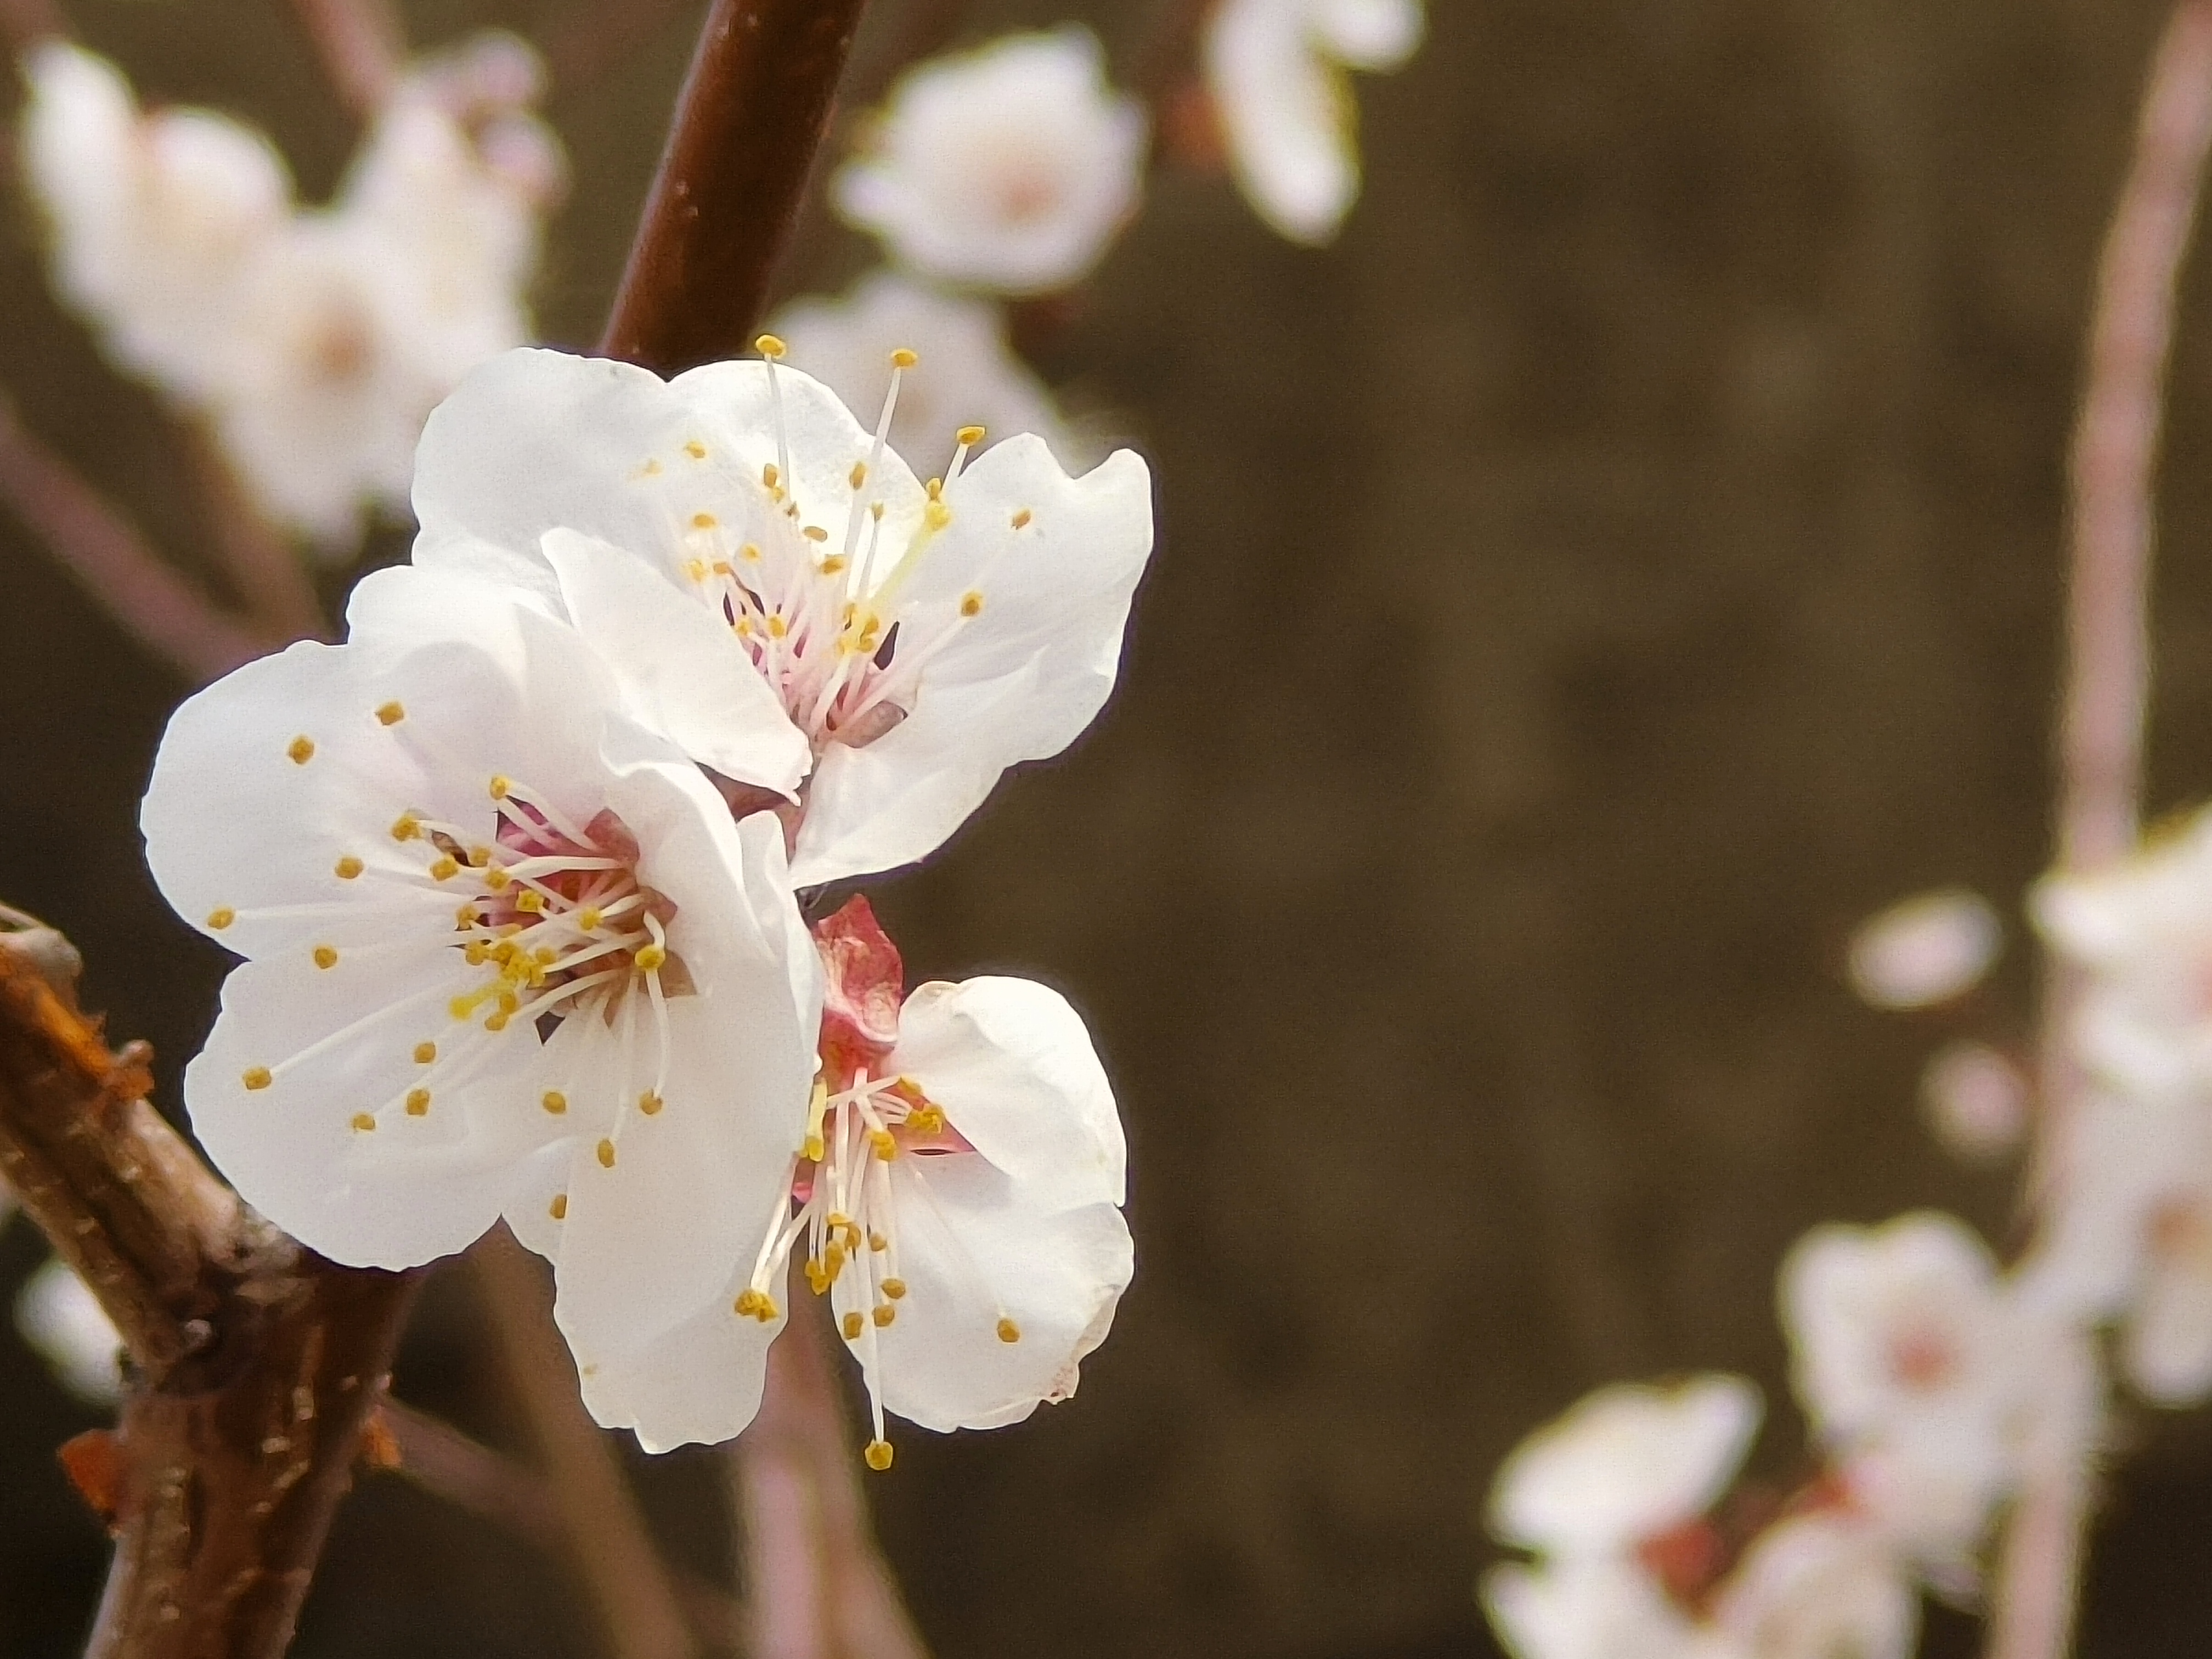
(183, 424), (330, 645)
(1992, 9), (2212, 1659)
(471, 1229), (701, 1659)
(0, 394), (272, 684)
(283, 0), (405, 122)
(599, 0), (872, 374)
(0, 0), (64, 51)
(0, 917), (421, 1659)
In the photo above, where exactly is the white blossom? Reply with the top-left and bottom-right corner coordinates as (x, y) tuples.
(16, 1258), (123, 1407)
(1708, 1512), (1916, 1659)
(1482, 1557), (1707, 1659)
(1488, 1374), (1760, 1560)
(409, 346), (1154, 887)
(769, 273), (1079, 467)
(1846, 888), (2001, 1010)
(140, 566), (820, 1400)
(835, 30), (1147, 295)
(1204, 0), (1424, 245)
(1920, 1040), (2028, 1164)
(578, 896), (1131, 1455)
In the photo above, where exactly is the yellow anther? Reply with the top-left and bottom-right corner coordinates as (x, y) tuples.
(497, 989), (520, 1014)
(638, 1091), (664, 1116)
(909, 1105), (946, 1136)
(741, 541), (763, 562)
(335, 856), (364, 881)
(685, 440), (707, 459)
(692, 511), (718, 529)
(376, 701), (405, 726)
(735, 1288), (779, 1320)
(450, 986), (495, 1020)
(641, 457), (664, 476)
(864, 1440), (895, 1471)
(287, 736), (315, 765)
(869, 1128), (898, 1161)
(803, 1132), (826, 1161)
(456, 902), (481, 927)
(924, 500), (952, 532)
(956, 424), (986, 447)
(803, 524), (829, 543)
(635, 943), (668, 973)
(242, 1066), (272, 1091)
(843, 1311), (865, 1340)
(533, 946), (557, 966)
(926, 477), (944, 500)
(712, 560), (734, 576)
(735, 618), (754, 640)
(488, 775), (512, 800)
(868, 1231), (888, 1253)
(883, 1278), (908, 1300)
(685, 557), (709, 582)
(821, 556), (848, 574)
(405, 1088), (430, 1116)
(763, 462), (781, 491)
(1012, 508), (1034, 529)
(756, 333), (788, 359)
(549, 1194), (568, 1221)
(825, 1244), (847, 1277)
(872, 501), (886, 521)
(542, 1091), (568, 1116)
(890, 347), (918, 370)
(429, 856), (460, 882)
(468, 845), (492, 867)
(596, 1138), (616, 1168)
(484, 1011), (510, 1032)
(313, 946), (338, 970)
(465, 941), (490, 966)
(516, 889), (545, 913)
(414, 1042), (437, 1065)
(996, 1317), (1022, 1345)
(805, 1259), (830, 1295)
(207, 907), (236, 931)
(849, 461), (868, 489)
(391, 814), (421, 842)
(484, 866), (511, 891)
(960, 591), (984, 618)
(578, 907), (603, 932)
(873, 1304), (896, 1328)
(767, 614), (788, 638)
(351, 1113), (376, 1132)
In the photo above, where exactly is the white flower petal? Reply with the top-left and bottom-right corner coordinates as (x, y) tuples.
(502, 1138), (583, 1260)
(1481, 1558), (1702, 1659)
(1207, 0), (1362, 245)
(573, 1264), (784, 1454)
(2125, 1249), (2212, 1405)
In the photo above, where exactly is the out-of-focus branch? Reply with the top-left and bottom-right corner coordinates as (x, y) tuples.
(184, 424), (329, 644)
(472, 1229), (701, 1659)
(541, 0), (696, 95)
(0, 394), (270, 683)
(599, 0), (871, 374)
(1992, 9), (2212, 1659)
(284, 0), (405, 121)
(0, 0), (63, 50)
(0, 915), (420, 1659)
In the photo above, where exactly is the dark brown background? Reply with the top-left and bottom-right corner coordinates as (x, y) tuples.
(4, 1), (2212, 1655)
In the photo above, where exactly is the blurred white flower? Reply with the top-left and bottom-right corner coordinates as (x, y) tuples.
(1204, 0), (1424, 245)
(1920, 1040), (2028, 1163)
(1708, 1511), (1916, 1659)
(1845, 888), (2001, 1010)
(836, 30), (1147, 295)
(769, 273), (1078, 468)
(1482, 1556), (1706, 1659)
(17, 1257), (122, 1407)
(1488, 1374), (1760, 1560)
(410, 346), (1155, 887)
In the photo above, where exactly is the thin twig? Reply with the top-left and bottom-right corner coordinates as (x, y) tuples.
(599, 0), (872, 374)
(0, 0), (63, 50)
(183, 422), (330, 644)
(0, 394), (271, 683)
(283, 0), (405, 121)
(472, 1229), (701, 1659)
(1991, 9), (2212, 1659)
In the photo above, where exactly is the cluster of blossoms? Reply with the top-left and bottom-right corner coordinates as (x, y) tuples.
(140, 342), (1153, 1460)
(18, 32), (560, 550)
(775, 4), (1425, 481)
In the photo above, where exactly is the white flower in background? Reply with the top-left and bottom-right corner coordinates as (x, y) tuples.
(579, 897), (1131, 1455)
(19, 36), (558, 551)
(16, 1258), (123, 1407)
(769, 273), (1078, 468)
(836, 29), (1146, 295)
(1489, 1374), (1760, 1561)
(410, 346), (1155, 887)
(140, 566), (820, 1404)
(1204, 0), (1424, 245)
(1483, 1557), (1706, 1659)
(1708, 1512), (1916, 1659)
(1920, 1040), (2028, 1164)
(1844, 888), (2001, 1010)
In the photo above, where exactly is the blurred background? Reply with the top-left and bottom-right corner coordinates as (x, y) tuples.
(5, 1), (2212, 1655)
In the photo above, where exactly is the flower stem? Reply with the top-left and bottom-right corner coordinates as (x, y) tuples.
(283, 0), (404, 121)
(183, 422), (330, 645)
(1991, 8), (2212, 1659)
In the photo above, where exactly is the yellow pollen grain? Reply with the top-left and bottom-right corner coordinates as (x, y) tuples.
(692, 511), (718, 529)
(890, 347), (918, 370)
(956, 424), (986, 447)
(542, 1091), (568, 1116)
(685, 557), (708, 582)
(207, 907), (236, 931)
(638, 1091), (664, 1116)
(741, 541), (763, 562)
(456, 902), (482, 928)
(405, 1088), (430, 1116)
(241, 1066), (272, 1091)
(868, 1231), (888, 1252)
(468, 845), (492, 867)
(864, 1440), (895, 1471)
(873, 1304), (896, 1327)
(713, 560), (734, 576)
(414, 1042), (437, 1065)
(1012, 508), (1034, 529)
(685, 440), (707, 460)
(635, 943), (668, 973)
(351, 1113), (376, 1133)
(735, 1288), (778, 1321)
(391, 814), (421, 842)
(803, 524), (829, 543)
(869, 1128), (898, 1161)
(960, 591), (984, 618)
(767, 614), (788, 638)
(549, 1194), (568, 1221)
(578, 907), (603, 932)
(821, 555), (848, 574)
(313, 946), (338, 970)
(484, 1012), (510, 1032)
(803, 1132), (826, 1162)
(484, 866), (511, 891)
(516, 889), (545, 913)
(465, 941), (490, 966)
(376, 702), (405, 726)
(882, 1278), (907, 1300)
(924, 501), (952, 532)
(763, 462), (781, 490)
(429, 856), (460, 882)
(596, 1138), (616, 1168)
(641, 458), (663, 476)
(926, 477), (943, 500)
(842, 1311), (865, 1341)
(287, 736), (315, 765)
(996, 1317), (1022, 1345)
(755, 332), (787, 359)
(488, 775), (512, 800)
(335, 856), (364, 880)
(849, 461), (868, 489)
